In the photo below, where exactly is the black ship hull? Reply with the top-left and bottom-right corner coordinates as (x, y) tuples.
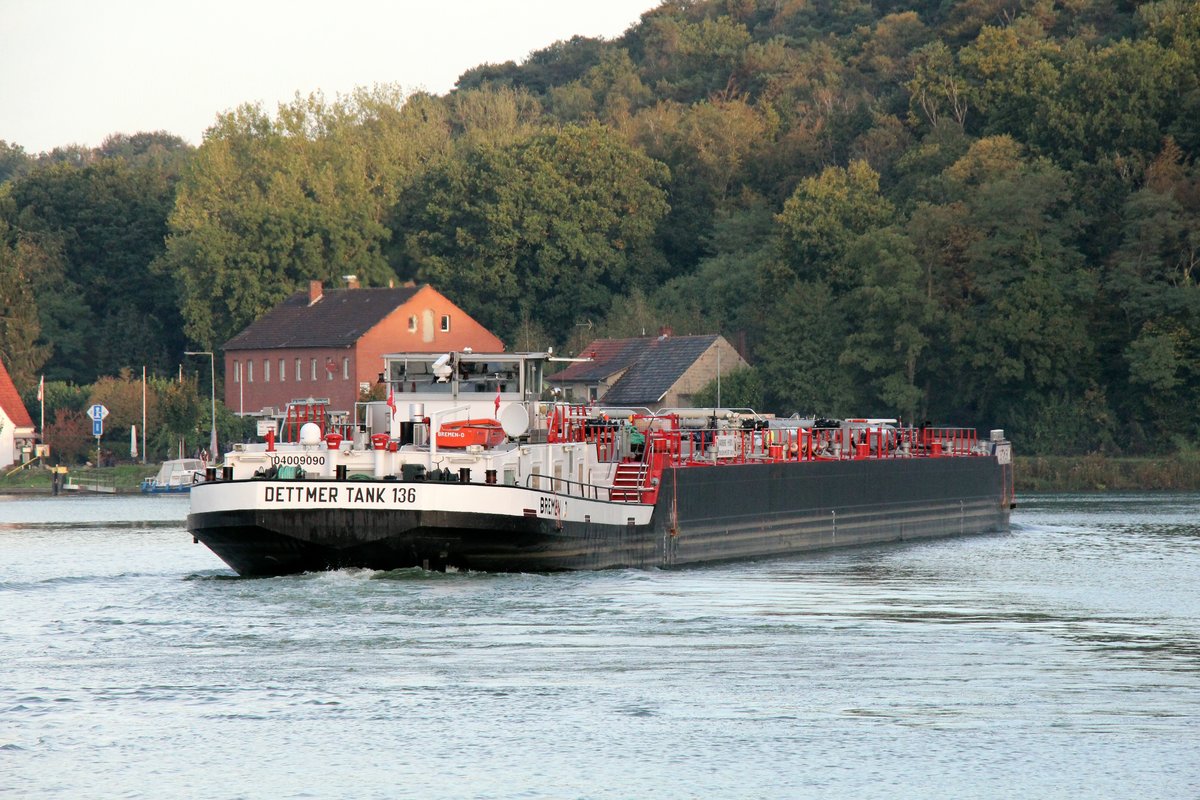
(187, 455), (1012, 576)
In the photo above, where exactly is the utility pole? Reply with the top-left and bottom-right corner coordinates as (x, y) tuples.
(184, 351), (218, 459)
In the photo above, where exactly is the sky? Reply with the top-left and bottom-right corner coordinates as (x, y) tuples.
(1, 0), (660, 154)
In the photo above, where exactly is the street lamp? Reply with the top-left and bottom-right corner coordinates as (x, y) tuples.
(185, 351), (218, 460)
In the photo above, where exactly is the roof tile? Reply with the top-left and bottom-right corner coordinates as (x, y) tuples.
(550, 334), (720, 404)
(224, 286), (421, 351)
(0, 359), (34, 428)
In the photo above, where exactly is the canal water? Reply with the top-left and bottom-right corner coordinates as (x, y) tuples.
(1, 493), (1197, 799)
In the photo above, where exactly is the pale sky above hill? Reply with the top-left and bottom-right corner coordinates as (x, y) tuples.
(1, 0), (659, 154)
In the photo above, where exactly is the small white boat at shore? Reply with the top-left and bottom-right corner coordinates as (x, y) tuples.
(141, 458), (205, 494)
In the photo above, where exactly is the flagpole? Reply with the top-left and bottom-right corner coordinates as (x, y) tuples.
(141, 365), (147, 463)
(38, 375), (44, 437)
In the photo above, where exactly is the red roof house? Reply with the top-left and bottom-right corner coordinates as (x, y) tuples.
(0, 359), (35, 468)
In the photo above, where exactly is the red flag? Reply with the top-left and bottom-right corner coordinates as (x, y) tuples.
(387, 386), (396, 418)
(494, 386), (501, 418)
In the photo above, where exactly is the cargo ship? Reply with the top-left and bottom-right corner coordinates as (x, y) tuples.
(187, 351), (1014, 576)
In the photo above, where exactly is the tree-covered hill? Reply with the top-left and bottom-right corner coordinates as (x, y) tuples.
(2, 0), (1197, 454)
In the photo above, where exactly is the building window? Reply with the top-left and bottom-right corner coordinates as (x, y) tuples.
(263, 359), (270, 383)
(233, 360), (240, 383)
(295, 358), (301, 382)
(247, 360), (254, 383)
(408, 314), (418, 332)
(440, 314), (451, 332)
(342, 357), (350, 380)
(311, 358), (317, 381)
(279, 359), (286, 382)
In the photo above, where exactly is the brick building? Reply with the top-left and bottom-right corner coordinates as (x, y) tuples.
(222, 282), (504, 416)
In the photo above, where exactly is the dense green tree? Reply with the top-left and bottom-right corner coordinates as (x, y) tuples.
(548, 48), (653, 124)
(0, 219), (52, 390)
(775, 160), (894, 289)
(945, 159), (1098, 439)
(691, 366), (764, 410)
(89, 369), (156, 452)
(402, 123), (669, 343)
(457, 36), (611, 96)
(6, 156), (185, 382)
(628, 97), (769, 269)
(637, 11), (753, 101)
(905, 41), (970, 130)
(839, 228), (936, 421)
(755, 280), (857, 417)
(0, 141), (32, 184)
(445, 86), (544, 146)
(959, 21), (1061, 142)
(43, 408), (91, 465)
(1037, 37), (1182, 164)
(162, 88), (449, 350)
(649, 197), (776, 348)
(1103, 139), (1200, 442)
(156, 375), (203, 459)
(96, 131), (192, 168)
(29, 380), (89, 425)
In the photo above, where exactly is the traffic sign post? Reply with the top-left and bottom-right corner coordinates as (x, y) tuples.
(89, 404), (108, 466)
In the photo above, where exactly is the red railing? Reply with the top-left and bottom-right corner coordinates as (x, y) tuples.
(545, 404), (982, 469)
(640, 423), (980, 467)
(282, 402), (328, 442)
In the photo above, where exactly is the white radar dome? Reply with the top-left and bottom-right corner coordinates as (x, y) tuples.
(299, 422), (323, 446)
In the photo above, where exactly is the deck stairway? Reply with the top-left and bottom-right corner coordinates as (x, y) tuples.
(610, 461), (650, 502)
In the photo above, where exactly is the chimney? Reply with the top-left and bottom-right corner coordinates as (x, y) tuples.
(658, 326), (672, 339)
(342, 274), (359, 289)
(308, 280), (323, 305)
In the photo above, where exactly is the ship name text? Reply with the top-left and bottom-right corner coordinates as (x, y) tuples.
(262, 485), (418, 505)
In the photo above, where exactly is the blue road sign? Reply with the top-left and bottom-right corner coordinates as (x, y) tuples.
(93, 418), (103, 437)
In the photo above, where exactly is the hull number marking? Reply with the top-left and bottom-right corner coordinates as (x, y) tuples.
(270, 454), (326, 467)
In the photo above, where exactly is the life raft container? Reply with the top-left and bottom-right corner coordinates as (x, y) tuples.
(435, 419), (506, 449)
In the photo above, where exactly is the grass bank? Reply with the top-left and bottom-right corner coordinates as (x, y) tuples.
(1016, 454), (1200, 492)
(0, 464), (157, 494)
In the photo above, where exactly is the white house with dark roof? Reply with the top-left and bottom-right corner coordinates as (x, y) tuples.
(548, 333), (748, 411)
